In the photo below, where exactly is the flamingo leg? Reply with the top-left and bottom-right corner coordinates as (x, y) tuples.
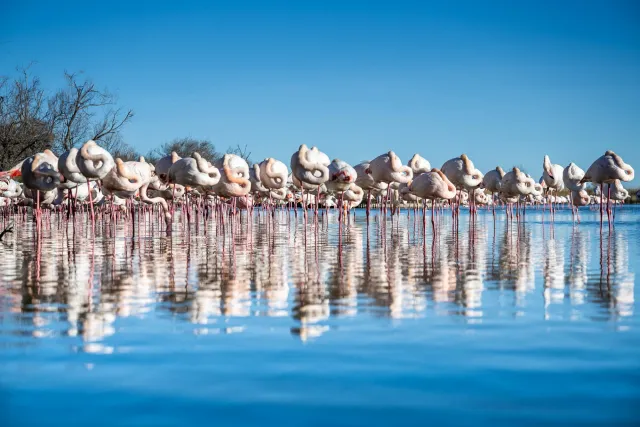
(599, 183), (604, 228)
(87, 181), (96, 233)
(607, 184), (612, 228)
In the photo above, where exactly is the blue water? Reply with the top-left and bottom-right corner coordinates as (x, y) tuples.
(1, 206), (639, 426)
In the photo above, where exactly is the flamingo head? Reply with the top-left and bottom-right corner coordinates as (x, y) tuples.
(606, 150), (635, 181)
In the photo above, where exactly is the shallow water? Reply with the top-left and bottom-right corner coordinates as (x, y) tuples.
(1, 206), (639, 426)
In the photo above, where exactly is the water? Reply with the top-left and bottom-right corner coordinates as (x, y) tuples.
(1, 206), (639, 426)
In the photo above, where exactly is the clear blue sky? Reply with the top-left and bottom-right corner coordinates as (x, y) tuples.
(3, 0), (639, 178)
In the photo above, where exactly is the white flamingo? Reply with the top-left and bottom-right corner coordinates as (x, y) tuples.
(562, 162), (586, 192)
(542, 155), (565, 215)
(482, 166), (505, 216)
(326, 159), (357, 221)
(168, 152), (221, 191)
(58, 148), (87, 189)
(441, 154), (483, 214)
(102, 157), (171, 226)
(499, 167), (535, 218)
(249, 164), (269, 195)
(369, 151), (412, 214)
(259, 158), (288, 190)
(354, 161), (388, 218)
(570, 190), (590, 223)
(342, 183), (364, 210)
(258, 158), (288, 208)
(290, 144), (330, 214)
(580, 150), (634, 226)
(155, 152), (180, 183)
(408, 168), (456, 231)
(213, 154), (251, 200)
(76, 140), (116, 223)
(408, 154), (431, 176)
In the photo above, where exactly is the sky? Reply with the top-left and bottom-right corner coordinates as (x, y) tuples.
(2, 0), (640, 178)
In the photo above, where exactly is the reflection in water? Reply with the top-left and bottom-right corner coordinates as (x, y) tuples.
(0, 208), (636, 348)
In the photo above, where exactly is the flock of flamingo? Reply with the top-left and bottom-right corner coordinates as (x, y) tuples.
(0, 140), (635, 235)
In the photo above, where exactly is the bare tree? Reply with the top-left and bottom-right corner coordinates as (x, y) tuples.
(226, 144), (253, 165)
(50, 71), (133, 152)
(100, 134), (140, 162)
(0, 66), (54, 170)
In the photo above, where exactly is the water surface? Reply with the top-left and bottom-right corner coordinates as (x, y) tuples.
(1, 206), (639, 426)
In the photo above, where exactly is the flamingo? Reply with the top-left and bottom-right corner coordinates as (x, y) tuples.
(58, 148), (87, 189)
(102, 157), (171, 227)
(569, 190), (590, 223)
(76, 140), (115, 180)
(258, 157), (288, 210)
(473, 188), (490, 207)
(155, 152), (181, 183)
(23, 187), (62, 208)
(562, 162), (586, 221)
(213, 154), (251, 209)
(259, 158), (288, 190)
(21, 150), (61, 224)
(72, 181), (102, 203)
(369, 151), (413, 185)
(148, 175), (186, 201)
(580, 150), (634, 227)
(354, 161), (388, 219)
(441, 154), (483, 214)
(604, 179), (629, 223)
(529, 175), (544, 202)
(562, 163), (586, 192)
(369, 151), (412, 215)
(58, 147), (90, 215)
(399, 182), (419, 203)
(75, 140), (116, 224)
(482, 166), (505, 217)
(326, 159), (357, 221)
(408, 154), (431, 176)
(542, 155), (565, 216)
(268, 187), (288, 202)
(342, 183), (364, 211)
(499, 167), (534, 219)
(0, 176), (23, 199)
(408, 168), (456, 232)
(249, 164), (269, 195)
(290, 144), (330, 216)
(605, 179), (629, 202)
(167, 152), (221, 191)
